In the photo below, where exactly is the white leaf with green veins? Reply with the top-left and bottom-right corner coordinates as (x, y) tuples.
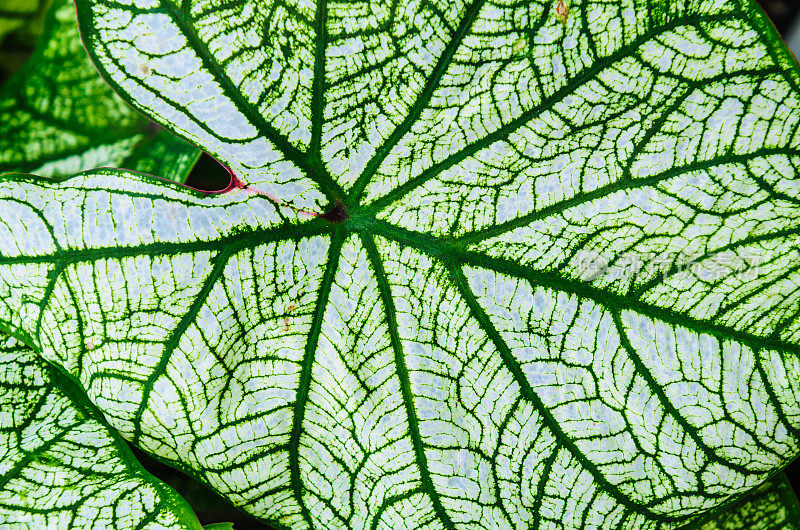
(1, 0), (800, 528)
(0, 0), (200, 181)
(0, 335), (202, 528)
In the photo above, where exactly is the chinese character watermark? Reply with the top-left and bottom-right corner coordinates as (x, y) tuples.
(574, 249), (766, 284)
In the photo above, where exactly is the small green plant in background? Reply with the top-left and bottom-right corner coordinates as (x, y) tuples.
(0, 0), (799, 528)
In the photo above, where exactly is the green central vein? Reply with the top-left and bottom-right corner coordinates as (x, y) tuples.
(348, 0), (487, 204)
(309, 0), (328, 159)
(360, 232), (456, 530)
(365, 217), (800, 357)
(445, 263), (675, 522)
(131, 244), (234, 445)
(0, 219), (331, 266)
(289, 229), (344, 528)
(360, 12), (739, 214)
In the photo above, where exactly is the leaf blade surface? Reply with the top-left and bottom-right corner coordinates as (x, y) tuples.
(1, 0), (798, 528)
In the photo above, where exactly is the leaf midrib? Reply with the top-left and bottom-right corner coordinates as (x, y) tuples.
(347, 0), (488, 204)
(365, 218), (800, 359)
(289, 228), (344, 528)
(357, 11), (743, 214)
(361, 232), (456, 530)
(0, 219), (331, 266)
(309, 0), (328, 159)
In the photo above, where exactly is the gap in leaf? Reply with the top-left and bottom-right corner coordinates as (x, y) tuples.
(129, 444), (278, 529)
(184, 151), (233, 192)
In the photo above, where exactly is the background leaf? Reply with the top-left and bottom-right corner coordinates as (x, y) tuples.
(0, 0), (200, 181)
(0, 335), (203, 528)
(0, 0), (49, 81)
(699, 473), (800, 529)
(0, 0), (47, 48)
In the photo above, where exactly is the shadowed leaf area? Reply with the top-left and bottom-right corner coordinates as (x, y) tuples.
(131, 446), (274, 529)
(0, 0), (48, 82)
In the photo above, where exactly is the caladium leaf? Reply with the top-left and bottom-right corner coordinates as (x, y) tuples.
(0, 335), (203, 528)
(0, 0), (200, 181)
(700, 473), (800, 529)
(1, 0), (799, 528)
